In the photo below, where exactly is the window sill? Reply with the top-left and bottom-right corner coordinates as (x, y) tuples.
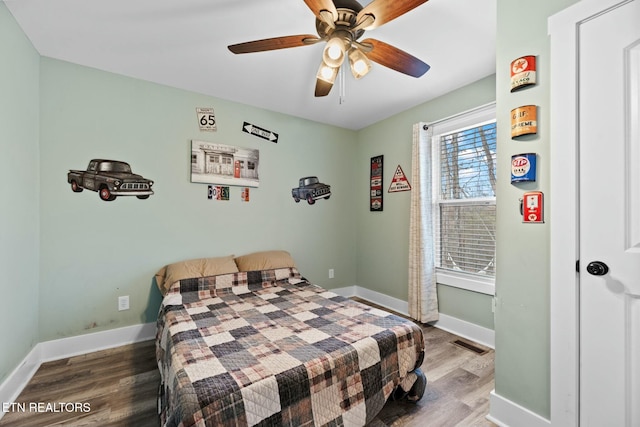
(435, 270), (495, 295)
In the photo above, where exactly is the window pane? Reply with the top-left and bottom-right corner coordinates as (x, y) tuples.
(437, 203), (496, 277)
(440, 122), (496, 200)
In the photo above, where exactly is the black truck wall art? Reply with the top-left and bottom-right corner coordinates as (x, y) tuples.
(291, 176), (331, 205)
(68, 159), (154, 201)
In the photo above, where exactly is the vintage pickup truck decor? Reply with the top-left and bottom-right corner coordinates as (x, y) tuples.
(291, 176), (331, 205)
(68, 159), (154, 201)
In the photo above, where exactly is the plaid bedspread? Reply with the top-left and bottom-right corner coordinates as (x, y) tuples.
(156, 268), (425, 427)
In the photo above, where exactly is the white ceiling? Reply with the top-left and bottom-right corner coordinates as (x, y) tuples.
(4, 0), (496, 130)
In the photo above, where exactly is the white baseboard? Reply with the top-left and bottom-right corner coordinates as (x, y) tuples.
(331, 285), (409, 315)
(38, 322), (156, 363)
(331, 285), (494, 348)
(488, 390), (551, 427)
(432, 313), (495, 349)
(0, 345), (42, 416)
(0, 322), (156, 419)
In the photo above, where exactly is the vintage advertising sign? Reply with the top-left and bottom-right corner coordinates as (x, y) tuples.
(197, 108), (217, 132)
(370, 155), (383, 211)
(511, 105), (537, 138)
(388, 165), (411, 192)
(242, 122), (279, 143)
(241, 187), (250, 202)
(510, 55), (537, 92)
(522, 191), (544, 223)
(208, 185), (229, 201)
(511, 153), (537, 183)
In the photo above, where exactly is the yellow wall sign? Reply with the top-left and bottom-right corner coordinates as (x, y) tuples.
(511, 105), (537, 138)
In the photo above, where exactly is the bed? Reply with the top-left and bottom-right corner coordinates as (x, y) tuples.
(155, 251), (426, 427)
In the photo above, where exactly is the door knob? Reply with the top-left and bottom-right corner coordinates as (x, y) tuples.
(586, 261), (609, 276)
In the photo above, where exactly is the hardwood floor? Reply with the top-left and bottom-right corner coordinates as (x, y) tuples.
(1, 311), (495, 426)
(0, 340), (159, 427)
(376, 325), (495, 427)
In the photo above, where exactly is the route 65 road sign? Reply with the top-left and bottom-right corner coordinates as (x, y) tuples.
(197, 107), (217, 132)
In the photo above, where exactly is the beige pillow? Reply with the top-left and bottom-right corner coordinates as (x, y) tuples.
(155, 255), (238, 295)
(234, 250), (296, 272)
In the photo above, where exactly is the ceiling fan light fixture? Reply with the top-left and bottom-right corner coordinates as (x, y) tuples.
(316, 61), (338, 84)
(229, 0), (432, 97)
(322, 35), (347, 68)
(348, 48), (371, 79)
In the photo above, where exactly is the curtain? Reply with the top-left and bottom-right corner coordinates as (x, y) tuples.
(408, 123), (439, 323)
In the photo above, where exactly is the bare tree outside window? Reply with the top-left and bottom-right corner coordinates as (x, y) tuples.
(436, 121), (497, 277)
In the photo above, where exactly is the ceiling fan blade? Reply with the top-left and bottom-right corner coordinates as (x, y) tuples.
(356, 0), (429, 30)
(361, 38), (430, 77)
(304, 0), (338, 23)
(228, 35), (320, 54)
(315, 78), (334, 97)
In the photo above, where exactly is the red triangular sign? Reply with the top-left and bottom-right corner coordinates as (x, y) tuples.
(388, 165), (411, 193)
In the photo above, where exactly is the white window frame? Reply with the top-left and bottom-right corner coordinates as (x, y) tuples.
(427, 103), (496, 296)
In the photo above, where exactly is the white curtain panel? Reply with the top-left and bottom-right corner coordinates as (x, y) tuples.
(408, 123), (438, 323)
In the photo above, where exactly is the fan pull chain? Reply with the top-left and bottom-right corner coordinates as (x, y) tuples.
(339, 65), (346, 104)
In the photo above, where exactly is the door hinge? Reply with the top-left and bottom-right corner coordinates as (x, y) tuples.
(576, 260), (580, 273)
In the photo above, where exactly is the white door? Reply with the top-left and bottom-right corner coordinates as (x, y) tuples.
(579, 1), (640, 425)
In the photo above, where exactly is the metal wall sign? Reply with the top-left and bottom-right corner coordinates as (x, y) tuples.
(511, 153), (537, 183)
(521, 191), (544, 223)
(241, 187), (250, 202)
(242, 121), (279, 143)
(511, 105), (537, 138)
(197, 108), (217, 132)
(510, 55), (537, 92)
(388, 165), (411, 192)
(370, 155), (383, 211)
(208, 185), (229, 200)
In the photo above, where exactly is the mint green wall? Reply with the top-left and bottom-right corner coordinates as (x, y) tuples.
(437, 285), (494, 330)
(355, 75), (496, 328)
(0, 2), (40, 383)
(38, 58), (358, 341)
(494, 0), (578, 419)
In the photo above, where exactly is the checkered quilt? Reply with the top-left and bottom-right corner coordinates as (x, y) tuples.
(156, 267), (425, 427)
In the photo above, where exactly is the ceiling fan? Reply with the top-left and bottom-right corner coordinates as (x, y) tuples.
(228, 0), (431, 97)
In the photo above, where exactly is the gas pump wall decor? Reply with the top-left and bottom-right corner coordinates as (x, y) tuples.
(520, 191), (544, 223)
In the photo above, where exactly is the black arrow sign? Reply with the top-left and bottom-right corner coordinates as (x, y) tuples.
(242, 121), (278, 143)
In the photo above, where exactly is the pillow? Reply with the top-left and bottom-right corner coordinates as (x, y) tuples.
(155, 255), (238, 295)
(234, 250), (297, 272)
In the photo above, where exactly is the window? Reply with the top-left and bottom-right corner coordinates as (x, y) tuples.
(429, 104), (496, 294)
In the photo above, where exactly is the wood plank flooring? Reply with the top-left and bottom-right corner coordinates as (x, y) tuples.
(1, 305), (495, 427)
(376, 326), (495, 427)
(0, 340), (159, 427)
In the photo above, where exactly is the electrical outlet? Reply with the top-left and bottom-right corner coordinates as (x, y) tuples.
(118, 295), (130, 311)
(329, 268), (334, 279)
